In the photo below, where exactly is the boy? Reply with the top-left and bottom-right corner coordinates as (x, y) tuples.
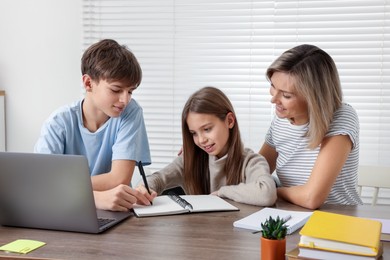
(34, 39), (155, 211)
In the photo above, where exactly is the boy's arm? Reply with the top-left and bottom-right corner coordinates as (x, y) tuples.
(92, 159), (156, 211)
(93, 184), (156, 211)
(91, 159), (136, 190)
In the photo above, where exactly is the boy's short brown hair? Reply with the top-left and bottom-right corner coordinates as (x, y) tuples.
(81, 39), (142, 87)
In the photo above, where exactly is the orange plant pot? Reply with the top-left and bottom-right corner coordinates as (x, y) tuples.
(260, 236), (286, 260)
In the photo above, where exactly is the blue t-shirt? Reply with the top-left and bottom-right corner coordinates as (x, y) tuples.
(34, 99), (151, 176)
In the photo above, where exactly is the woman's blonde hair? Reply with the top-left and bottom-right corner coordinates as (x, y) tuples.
(266, 44), (342, 148)
(181, 86), (244, 194)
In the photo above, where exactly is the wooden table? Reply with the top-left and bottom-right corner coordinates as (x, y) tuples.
(0, 200), (389, 259)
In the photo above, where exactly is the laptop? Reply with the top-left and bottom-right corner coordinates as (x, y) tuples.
(0, 152), (132, 233)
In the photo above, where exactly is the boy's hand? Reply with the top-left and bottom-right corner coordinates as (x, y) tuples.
(93, 184), (156, 212)
(136, 184), (157, 203)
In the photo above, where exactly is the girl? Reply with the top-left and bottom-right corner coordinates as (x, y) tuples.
(139, 86), (276, 206)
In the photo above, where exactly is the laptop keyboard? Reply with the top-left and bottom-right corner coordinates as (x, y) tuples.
(98, 218), (115, 227)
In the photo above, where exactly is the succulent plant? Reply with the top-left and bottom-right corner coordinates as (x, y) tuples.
(261, 216), (288, 240)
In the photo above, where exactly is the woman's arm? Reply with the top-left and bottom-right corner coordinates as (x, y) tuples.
(276, 135), (352, 209)
(259, 143), (278, 174)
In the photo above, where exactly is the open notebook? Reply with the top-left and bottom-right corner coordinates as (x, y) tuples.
(233, 207), (313, 235)
(133, 193), (239, 217)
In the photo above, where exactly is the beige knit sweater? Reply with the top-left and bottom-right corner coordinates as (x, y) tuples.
(146, 148), (277, 206)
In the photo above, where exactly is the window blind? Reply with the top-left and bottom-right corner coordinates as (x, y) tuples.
(82, 1), (390, 181)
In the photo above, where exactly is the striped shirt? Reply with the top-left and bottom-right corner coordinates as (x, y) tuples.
(265, 103), (362, 205)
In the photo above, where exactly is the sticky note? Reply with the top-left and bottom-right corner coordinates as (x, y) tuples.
(0, 239), (46, 254)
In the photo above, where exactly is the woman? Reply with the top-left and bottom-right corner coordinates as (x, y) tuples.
(259, 44), (362, 209)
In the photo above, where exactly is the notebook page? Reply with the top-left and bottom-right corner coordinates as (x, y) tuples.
(181, 195), (239, 212)
(133, 196), (188, 217)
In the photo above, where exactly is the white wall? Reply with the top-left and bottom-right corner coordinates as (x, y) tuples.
(0, 0), (82, 152)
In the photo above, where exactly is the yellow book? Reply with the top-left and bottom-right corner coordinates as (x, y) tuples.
(286, 244), (383, 260)
(298, 211), (382, 256)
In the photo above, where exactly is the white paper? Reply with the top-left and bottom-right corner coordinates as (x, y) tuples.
(233, 207), (313, 235)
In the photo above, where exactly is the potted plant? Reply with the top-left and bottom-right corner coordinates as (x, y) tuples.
(260, 216), (288, 260)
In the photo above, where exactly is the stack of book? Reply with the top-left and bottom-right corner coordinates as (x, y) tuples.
(286, 211), (383, 260)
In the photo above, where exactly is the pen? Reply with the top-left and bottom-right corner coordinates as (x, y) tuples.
(138, 161), (153, 205)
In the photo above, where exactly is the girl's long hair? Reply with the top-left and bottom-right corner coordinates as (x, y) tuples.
(182, 87), (244, 194)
